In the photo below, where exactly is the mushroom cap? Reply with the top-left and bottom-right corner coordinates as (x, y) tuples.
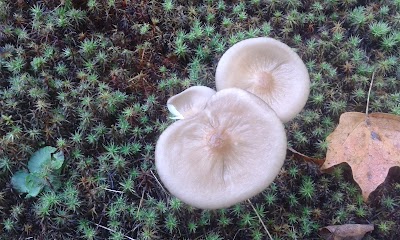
(167, 86), (216, 119)
(215, 37), (310, 123)
(156, 88), (287, 209)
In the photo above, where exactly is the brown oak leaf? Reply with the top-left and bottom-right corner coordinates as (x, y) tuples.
(321, 112), (400, 200)
(319, 224), (374, 240)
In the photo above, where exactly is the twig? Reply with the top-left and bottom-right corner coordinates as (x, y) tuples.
(366, 70), (376, 116)
(150, 169), (168, 195)
(136, 189), (145, 218)
(94, 223), (136, 240)
(247, 199), (273, 240)
(103, 188), (124, 194)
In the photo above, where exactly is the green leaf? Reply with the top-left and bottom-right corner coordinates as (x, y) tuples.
(28, 146), (57, 173)
(11, 146), (65, 198)
(47, 174), (62, 190)
(25, 174), (44, 198)
(11, 171), (30, 194)
(11, 171), (44, 198)
(51, 150), (64, 171)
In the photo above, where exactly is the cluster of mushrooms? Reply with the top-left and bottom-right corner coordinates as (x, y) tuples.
(155, 37), (310, 209)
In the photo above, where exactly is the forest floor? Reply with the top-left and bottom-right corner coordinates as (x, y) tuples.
(1, 0), (400, 239)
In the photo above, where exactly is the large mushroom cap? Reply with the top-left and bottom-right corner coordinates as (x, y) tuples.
(215, 37), (310, 123)
(167, 86), (216, 119)
(156, 88), (287, 209)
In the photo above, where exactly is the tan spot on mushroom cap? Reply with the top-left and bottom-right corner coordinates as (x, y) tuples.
(156, 88), (287, 209)
(250, 71), (276, 95)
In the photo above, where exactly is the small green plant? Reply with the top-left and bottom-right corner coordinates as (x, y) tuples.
(377, 221), (395, 235)
(217, 213), (231, 227)
(185, 221), (197, 234)
(11, 146), (64, 198)
(299, 176), (315, 200)
(164, 213), (178, 233)
(2, 218), (15, 232)
(162, 0), (174, 12)
(369, 21), (391, 39)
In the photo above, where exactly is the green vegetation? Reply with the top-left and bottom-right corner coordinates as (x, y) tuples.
(1, 0), (399, 239)
(11, 146), (64, 197)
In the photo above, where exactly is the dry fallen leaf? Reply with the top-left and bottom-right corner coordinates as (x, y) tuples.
(319, 224), (374, 240)
(321, 112), (400, 200)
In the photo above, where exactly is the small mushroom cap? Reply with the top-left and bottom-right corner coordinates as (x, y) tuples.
(167, 86), (216, 119)
(215, 37), (310, 123)
(156, 88), (287, 209)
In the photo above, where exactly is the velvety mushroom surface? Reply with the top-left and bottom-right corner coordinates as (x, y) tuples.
(167, 86), (216, 119)
(215, 37), (310, 123)
(156, 88), (287, 209)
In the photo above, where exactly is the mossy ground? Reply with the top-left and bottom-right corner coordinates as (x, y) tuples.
(1, 0), (399, 239)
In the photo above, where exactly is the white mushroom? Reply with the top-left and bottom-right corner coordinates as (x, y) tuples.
(215, 37), (310, 123)
(167, 86), (216, 119)
(156, 88), (287, 209)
